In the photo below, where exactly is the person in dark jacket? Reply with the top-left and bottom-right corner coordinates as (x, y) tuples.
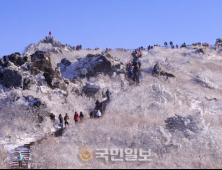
(95, 100), (100, 110)
(80, 112), (84, 123)
(64, 114), (69, 128)
(133, 64), (139, 83)
(106, 89), (110, 101)
(50, 113), (55, 123)
(59, 114), (63, 128)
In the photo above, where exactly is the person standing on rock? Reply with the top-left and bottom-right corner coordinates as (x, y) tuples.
(50, 113), (56, 124)
(49, 31), (52, 36)
(64, 113), (69, 128)
(106, 89), (110, 101)
(18, 152), (24, 168)
(74, 111), (79, 123)
(59, 114), (64, 128)
(95, 100), (100, 110)
(80, 112), (84, 123)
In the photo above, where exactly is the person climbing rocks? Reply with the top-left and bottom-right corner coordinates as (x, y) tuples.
(90, 111), (94, 119)
(49, 31), (52, 36)
(133, 63), (139, 83)
(64, 113), (69, 128)
(74, 111), (79, 123)
(59, 114), (64, 128)
(138, 52), (142, 58)
(50, 113), (55, 123)
(128, 63), (134, 78)
(106, 89), (110, 101)
(18, 152), (24, 168)
(80, 112), (84, 123)
(96, 110), (102, 119)
(152, 62), (161, 76)
(95, 100), (100, 110)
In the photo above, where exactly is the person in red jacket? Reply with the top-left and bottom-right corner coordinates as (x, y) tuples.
(74, 111), (79, 123)
(49, 31), (52, 36)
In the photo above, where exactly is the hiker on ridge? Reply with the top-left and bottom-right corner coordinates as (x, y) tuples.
(80, 112), (84, 123)
(74, 111), (79, 123)
(64, 113), (70, 128)
(59, 114), (64, 128)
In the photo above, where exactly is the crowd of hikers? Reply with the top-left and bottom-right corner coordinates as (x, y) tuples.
(50, 111), (84, 129)
(49, 89), (110, 129)
(127, 49), (142, 83)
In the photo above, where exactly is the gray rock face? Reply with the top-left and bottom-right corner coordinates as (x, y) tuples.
(2, 69), (23, 88)
(216, 38), (222, 51)
(61, 58), (71, 67)
(31, 51), (61, 87)
(25, 95), (46, 108)
(1, 53), (25, 67)
(23, 76), (36, 90)
(52, 78), (67, 92)
(74, 53), (125, 78)
(82, 84), (100, 98)
(196, 48), (205, 54)
(165, 114), (205, 136)
(40, 36), (65, 48)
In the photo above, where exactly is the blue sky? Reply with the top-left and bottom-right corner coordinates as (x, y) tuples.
(0, 0), (221, 56)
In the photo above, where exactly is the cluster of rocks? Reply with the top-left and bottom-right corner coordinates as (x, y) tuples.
(165, 113), (205, 137)
(0, 51), (67, 92)
(24, 36), (74, 56)
(24, 95), (46, 108)
(58, 52), (125, 79)
(193, 75), (217, 90)
(216, 38), (222, 50)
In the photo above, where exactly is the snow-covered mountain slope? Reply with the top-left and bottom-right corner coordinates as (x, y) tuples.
(1, 37), (222, 168)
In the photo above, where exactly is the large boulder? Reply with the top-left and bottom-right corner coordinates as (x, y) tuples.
(82, 84), (100, 98)
(2, 69), (23, 88)
(216, 38), (222, 51)
(75, 53), (125, 78)
(1, 53), (25, 67)
(24, 96), (46, 108)
(61, 58), (71, 67)
(52, 78), (68, 92)
(31, 51), (62, 87)
(23, 76), (36, 90)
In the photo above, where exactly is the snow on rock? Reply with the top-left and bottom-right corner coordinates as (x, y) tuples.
(60, 52), (125, 79)
(193, 75), (219, 90)
(24, 36), (72, 56)
(1, 37), (222, 168)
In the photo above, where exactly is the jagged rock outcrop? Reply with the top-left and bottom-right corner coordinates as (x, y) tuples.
(165, 113), (206, 138)
(30, 51), (62, 87)
(66, 52), (125, 79)
(81, 84), (100, 98)
(0, 53), (25, 67)
(193, 75), (218, 89)
(24, 36), (72, 55)
(24, 96), (46, 108)
(2, 69), (23, 89)
(196, 48), (205, 54)
(216, 38), (222, 50)
(23, 76), (36, 90)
